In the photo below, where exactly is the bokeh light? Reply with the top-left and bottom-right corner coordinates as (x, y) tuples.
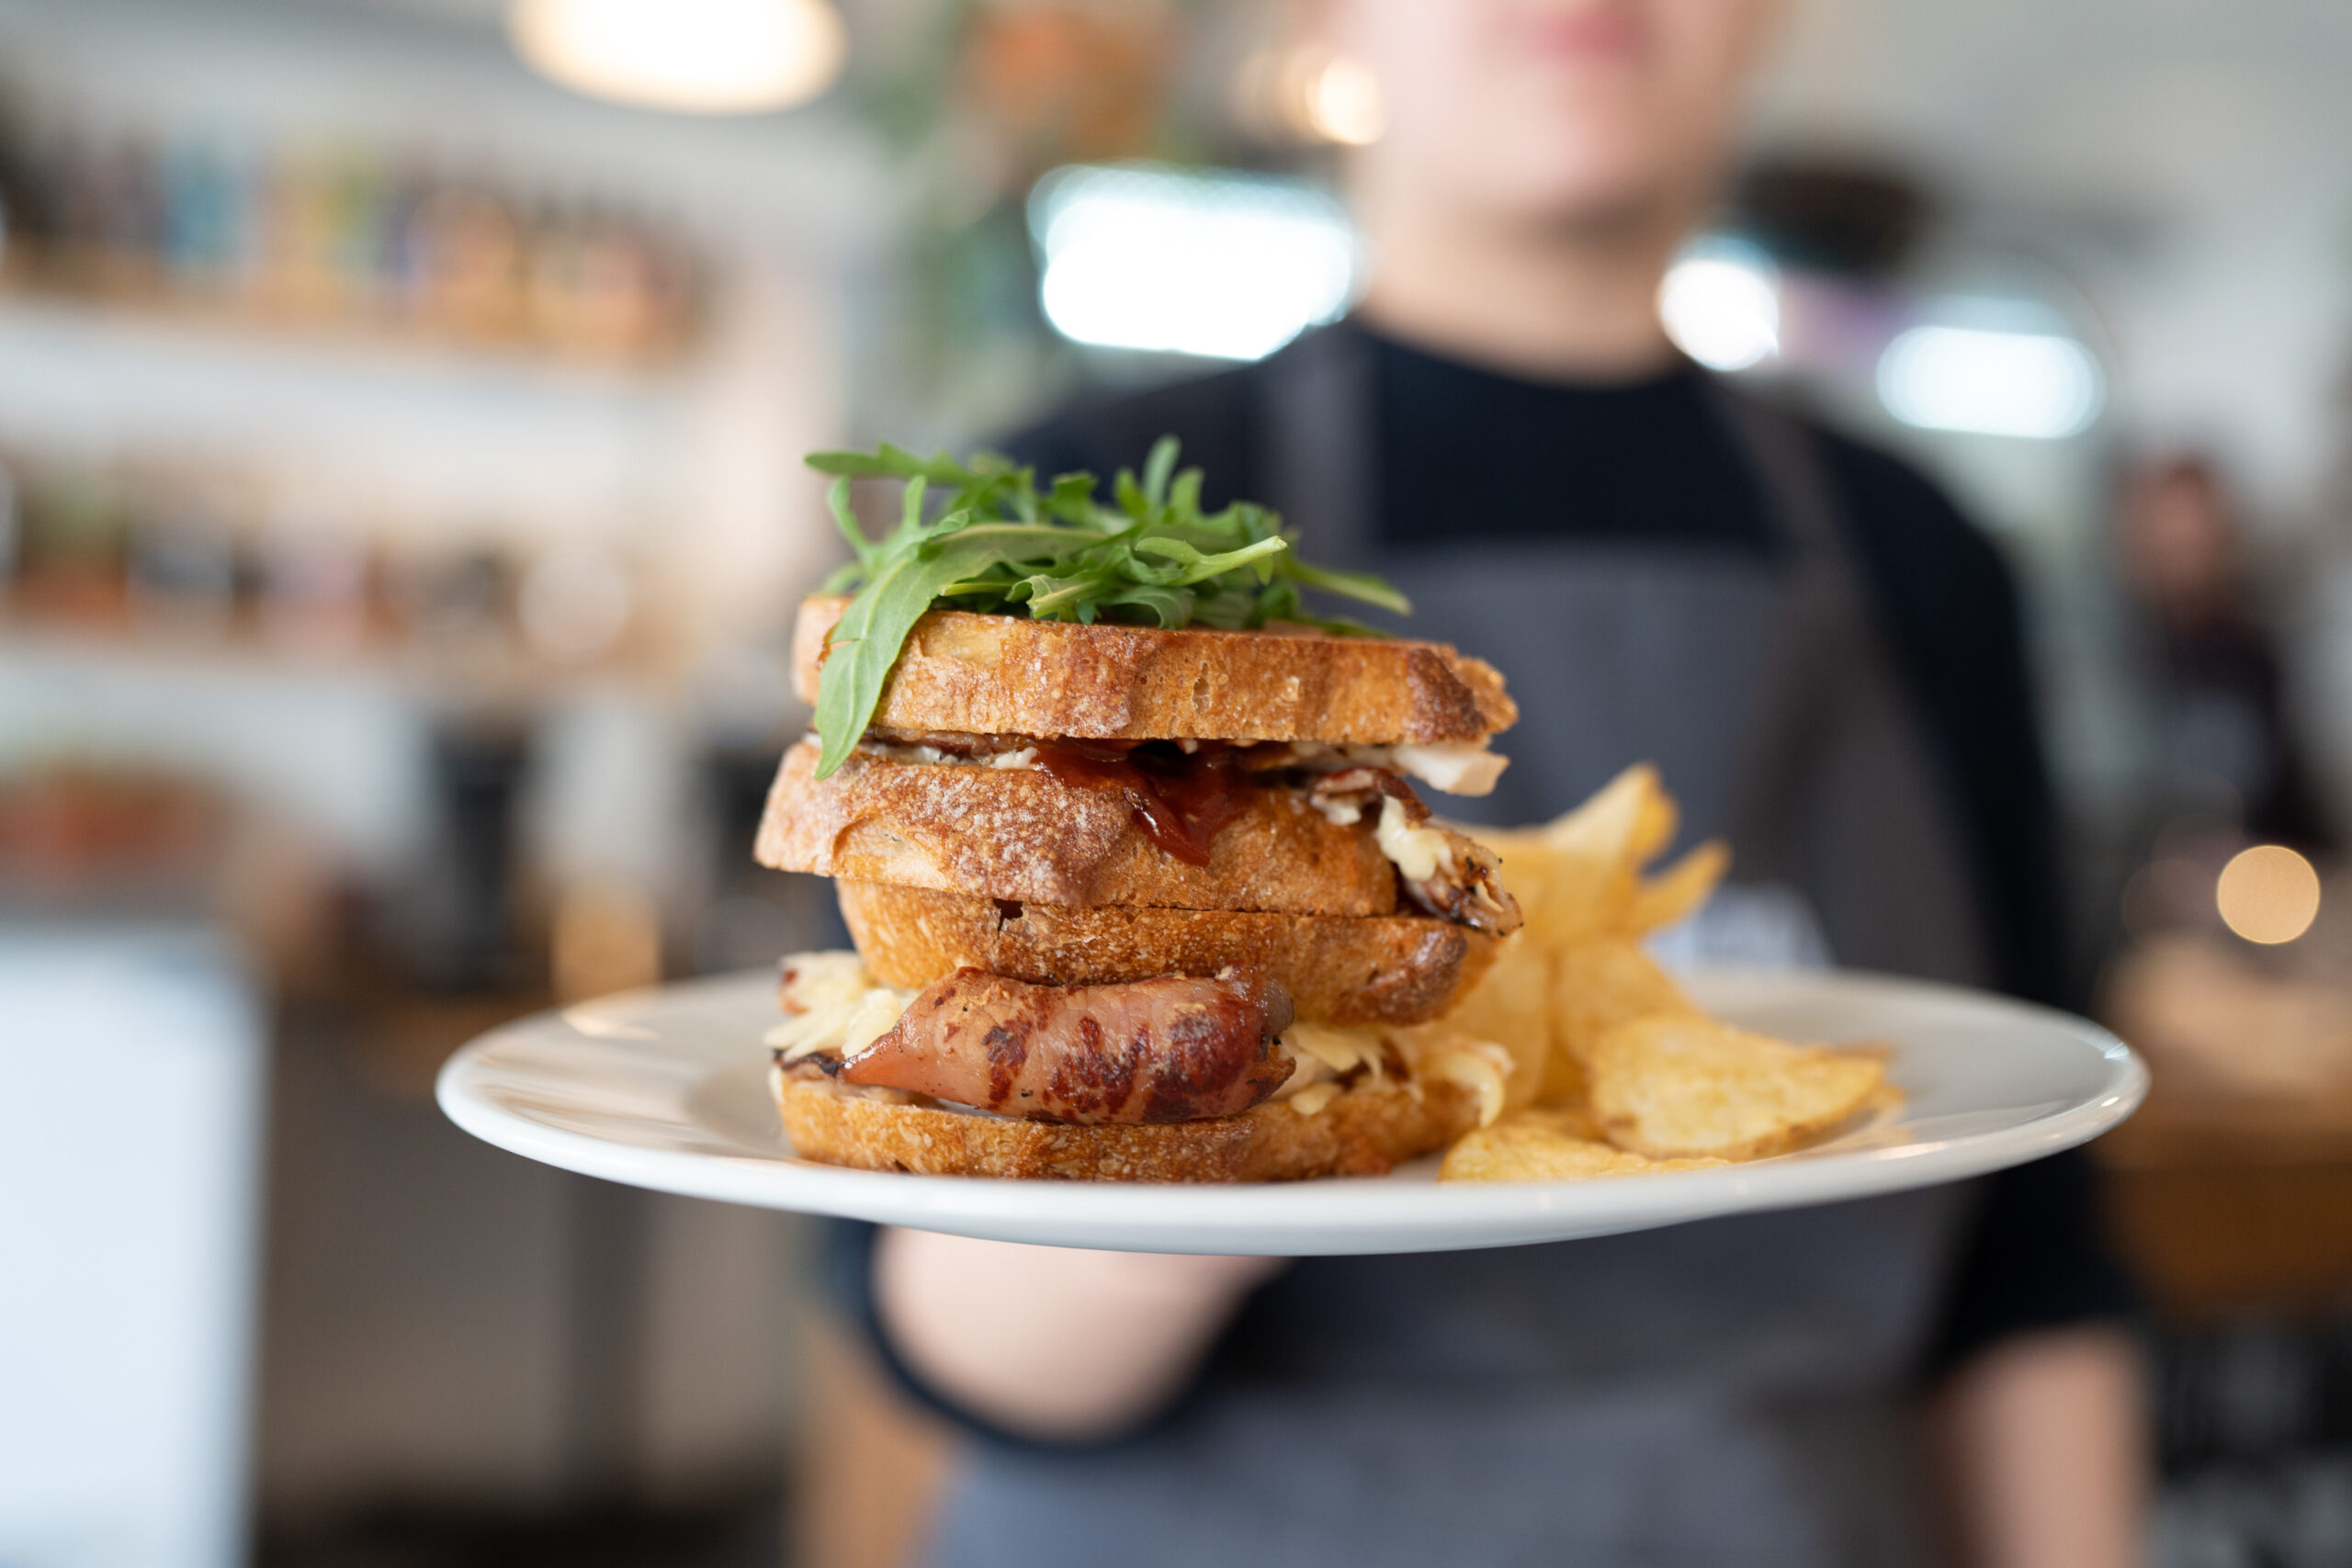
(1876, 323), (2103, 439)
(508, 0), (845, 115)
(1030, 163), (1357, 361)
(1304, 55), (1385, 146)
(1658, 244), (1781, 372)
(2215, 843), (2322, 944)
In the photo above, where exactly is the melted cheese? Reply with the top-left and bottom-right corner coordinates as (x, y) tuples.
(1388, 742), (1509, 797)
(1267, 740), (1508, 797)
(1415, 1039), (1514, 1127)
(1374, 794), (1455, 883)
(1310, 793), (1365, 828)
(1272, 1022), (1515, 1124)
(766, 954), (913, 1061)
(1286, 1021), (1393, 1083)
(1287, 1083), (1344, 1117)
(1272, 1021), (1389, 1108)
(777, 950), (876, 1013)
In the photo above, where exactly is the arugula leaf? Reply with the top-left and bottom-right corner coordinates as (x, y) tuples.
(810, 531), (1009, 778)
(807, 437), (1409, 777)
(1279, 558), (1412, 616)
(1140, 435), (1178, 509)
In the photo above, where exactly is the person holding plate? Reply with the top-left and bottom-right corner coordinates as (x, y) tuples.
(839, 2), (2146, 1563)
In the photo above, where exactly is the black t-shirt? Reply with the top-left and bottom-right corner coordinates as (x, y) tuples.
(1373, 339), (1773, 555)
(833, 323), (2136, 1437)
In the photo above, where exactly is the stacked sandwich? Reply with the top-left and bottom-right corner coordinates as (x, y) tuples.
(756, 593), (1529, 1181)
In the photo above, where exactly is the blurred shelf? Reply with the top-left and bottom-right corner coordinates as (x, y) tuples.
(0, 295), (691, 521)
(18, 265), (692, 351)
(0, 616), (669, 701)
(350, 985), (557, 1103)
(2101, 1094), (2352, 1169)
(0, 290), (684, 406)
(2099, 1075), (2352, 1319)
(2103, 1154), (2352, 1321)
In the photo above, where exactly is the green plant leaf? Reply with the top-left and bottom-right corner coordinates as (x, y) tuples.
(801, 436), (1408, 770)
(813, 535), (1001, 777)
(1281, 558), (1412, 615)
(1134, 533), (1288, 583)
(825, 479), (873, 578)
(1141, 435), (1178, 509)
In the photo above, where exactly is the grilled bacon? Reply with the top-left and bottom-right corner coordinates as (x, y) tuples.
(838, 967), (1295, 1123)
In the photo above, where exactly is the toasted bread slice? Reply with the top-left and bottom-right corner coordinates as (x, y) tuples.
(836, 881), (1499, 1026)
(792, 596), (1515, 746)
(755, 739), (1401, 917)
(775, 1066), (1480, 1181)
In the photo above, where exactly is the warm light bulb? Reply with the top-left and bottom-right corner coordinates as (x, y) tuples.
(2216, 843), (2322, 945)
(1304, 55), (1384, 146)
(509, 0), (845, 115)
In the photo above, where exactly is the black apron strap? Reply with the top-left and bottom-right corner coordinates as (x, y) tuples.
(1702, 386), (1853, 887)
(1707, 383), (1993, 985)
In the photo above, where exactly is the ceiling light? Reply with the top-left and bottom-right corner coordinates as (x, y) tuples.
(509, 0), (846, 115)
(1234, 45), (1385, 148)
(1029, 164), (1358, 362)
(1303, 56), (1384, 147)
(1877, 324), (2102, 439)
(1658, 243), (1780, 372)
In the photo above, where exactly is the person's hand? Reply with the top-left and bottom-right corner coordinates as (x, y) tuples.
(875, 1228), (1284, 1441)
(1933, 1325), (2149, 1568)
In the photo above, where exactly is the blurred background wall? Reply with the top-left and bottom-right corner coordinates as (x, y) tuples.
(0, 2), (2347, 1566)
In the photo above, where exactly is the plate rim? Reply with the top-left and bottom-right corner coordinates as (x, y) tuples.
(435, 966), (2148, 1255)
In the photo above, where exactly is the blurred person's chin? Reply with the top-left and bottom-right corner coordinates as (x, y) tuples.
(1344, 0), (1772, 235)
(1379, 98), (1713, 241)
(1453, 126), (1703, 237)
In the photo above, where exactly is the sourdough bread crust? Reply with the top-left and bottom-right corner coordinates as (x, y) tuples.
(775, 1066), (1480, 1181)
(792, 597), (1516, 746)
(754, 739), (1401, 916)
(835, 880), (1499, 1026)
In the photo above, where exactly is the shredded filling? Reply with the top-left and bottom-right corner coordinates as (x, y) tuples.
(1307, 768), (1521, 936)
(854, 728), (1507, 797)
(837, 728), (1524, 935)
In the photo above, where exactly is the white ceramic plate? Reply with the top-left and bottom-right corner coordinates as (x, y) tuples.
(436, 966), (2145, 1256)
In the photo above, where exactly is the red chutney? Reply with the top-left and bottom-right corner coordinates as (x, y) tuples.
(1031, 741), (1256, 867)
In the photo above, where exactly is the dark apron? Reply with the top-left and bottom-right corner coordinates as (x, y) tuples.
(923, 328), (1993, 1568)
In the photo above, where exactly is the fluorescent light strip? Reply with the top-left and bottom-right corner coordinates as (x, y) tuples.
(1877, 325), (2103, 439)
(1029, 164), (1358, 362)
